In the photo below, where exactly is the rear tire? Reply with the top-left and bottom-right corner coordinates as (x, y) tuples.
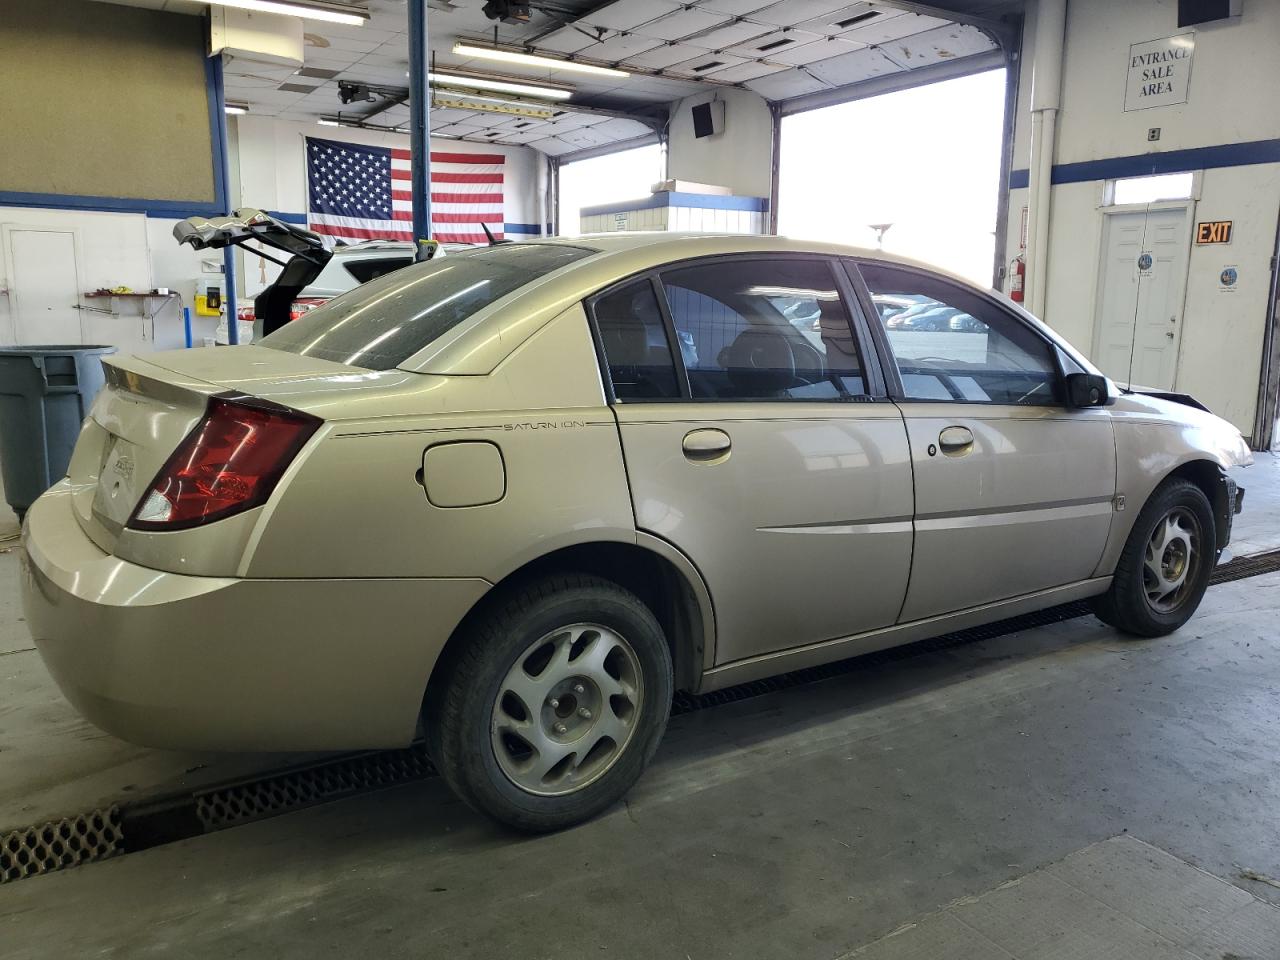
(427, 573), (672, 833)
(1093, 478), (1215, 637)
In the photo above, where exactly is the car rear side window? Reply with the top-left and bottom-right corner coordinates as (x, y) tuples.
(593, 279), (681, 400)
(858, 261), (1059, 405)
(258, 244), (595, 370)
(342, 257), (414, 284)
(660, 259), (866, 401)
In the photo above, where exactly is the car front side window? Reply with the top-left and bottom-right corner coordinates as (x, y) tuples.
(659, 258), (867, 401)
(857, 261), (1060, 405)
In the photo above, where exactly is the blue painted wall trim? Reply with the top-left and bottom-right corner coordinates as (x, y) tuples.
(204, 55), (229, 213)
(504, 222), (540, 234)
(1008, 137), (1280, 190)
(581, 191), (768, 218)
(267, 210), (308, 225)
(0, 191), (222, 219)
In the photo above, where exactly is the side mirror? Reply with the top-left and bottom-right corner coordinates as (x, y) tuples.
(1065, 372), (1111, 407)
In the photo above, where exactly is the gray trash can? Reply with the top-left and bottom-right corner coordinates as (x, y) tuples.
(0, 345), (116, 523)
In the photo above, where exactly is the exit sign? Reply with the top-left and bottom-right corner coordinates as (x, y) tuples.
(1195, 220), (1233, 244)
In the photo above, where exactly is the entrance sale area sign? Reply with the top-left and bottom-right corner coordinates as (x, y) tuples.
(1125, 33), (1195, 111)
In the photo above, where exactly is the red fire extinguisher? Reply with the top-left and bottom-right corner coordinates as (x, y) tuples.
(1008, 254), (1026, 303)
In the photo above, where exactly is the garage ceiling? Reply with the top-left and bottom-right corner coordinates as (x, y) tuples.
(95, 0), (1020, 155)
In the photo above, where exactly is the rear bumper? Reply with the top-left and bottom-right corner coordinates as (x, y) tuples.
(20, 482), (489, 752)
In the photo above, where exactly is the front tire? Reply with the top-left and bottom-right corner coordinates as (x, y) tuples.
(1093, 478), (1215, 637)
(428, 574), (673, 832)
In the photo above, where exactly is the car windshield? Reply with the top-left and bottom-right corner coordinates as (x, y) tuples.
(258, 242), (596, 370)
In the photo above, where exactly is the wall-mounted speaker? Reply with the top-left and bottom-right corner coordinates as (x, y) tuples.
(1178, 0), (1241, 26)
(691, 100), (725, 139)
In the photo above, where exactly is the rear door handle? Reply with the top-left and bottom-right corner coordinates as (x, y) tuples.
(937, 425), (974, 456)
(682, 428), (731, 462)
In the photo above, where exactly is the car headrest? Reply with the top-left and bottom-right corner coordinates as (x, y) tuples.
(718, 327), (796, 396)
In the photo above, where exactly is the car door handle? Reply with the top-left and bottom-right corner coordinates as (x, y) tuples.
(937, 425), (974, 456)
(682, 428), (731, 463)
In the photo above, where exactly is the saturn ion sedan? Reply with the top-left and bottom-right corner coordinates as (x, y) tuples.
(21, 233), (1251, 831)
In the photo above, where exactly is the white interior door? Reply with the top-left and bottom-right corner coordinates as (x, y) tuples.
(1130, 206), (1191, 389)
(1092, 205), (1192, 390)
(5, 229), (83, 345)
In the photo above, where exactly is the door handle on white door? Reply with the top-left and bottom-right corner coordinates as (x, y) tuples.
(682, 428), (731, 463)
(937, 425), (974, 457)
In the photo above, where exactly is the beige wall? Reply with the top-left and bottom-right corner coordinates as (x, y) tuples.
(667, 89), (774, 198)
(0, 0), (214, 203)
(1006, 0), (1280, 438)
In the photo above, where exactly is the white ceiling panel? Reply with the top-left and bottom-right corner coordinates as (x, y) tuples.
(623, 41), (710, 69)
(428, 107), (482, 124)
(542, 112), (610, 131)
(617, 74), (709, 98)
(748, 0), (851, 28)
(534, 25), (602, 54)
(724, 27), (822, 59)
(580, 31), (665, 60)
(308, 32), (384, 55)
(526, 137), (580, 156)
(580, 0), (681, 31)
(558, 125), (617, 147)
(765, 35), (863, 65)
(841, 11), (947, 44)
(693, 0), (776, 17)
(589, 116), (654, 139)
(636, 7), (729, 41)
(495, 129), (552, 144)
(877, 23), (997, 68)
(743, 67), (829, 99)
(805, 44), (903, 85)
(667, 51), (749, 77)
(796, 3), (884, 37)
(707, 59), (789, 83)
(683, 19), (774, 50)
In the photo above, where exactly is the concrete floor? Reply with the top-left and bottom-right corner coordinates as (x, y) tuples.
(1, 455), (1278, 958)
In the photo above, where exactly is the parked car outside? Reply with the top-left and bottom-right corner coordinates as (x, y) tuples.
(21, 234), (1251, 832)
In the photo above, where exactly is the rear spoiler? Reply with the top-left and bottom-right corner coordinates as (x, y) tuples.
(173, 209), (334, 337)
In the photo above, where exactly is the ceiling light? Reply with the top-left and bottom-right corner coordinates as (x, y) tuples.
(432, 94), (554, 120)
(429, 71), (572, 101)
(204, 0), (368, 26)
(225, 102), (248, 115)
(317, 118), (342, 126)
(453, 43), (629, 78)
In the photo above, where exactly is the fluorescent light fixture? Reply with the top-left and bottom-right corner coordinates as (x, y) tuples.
(204, 0), (368, 26)
(428, 71), (572, 101)
(224, 102), (249, 115)
(317, 118), (342, 126)
(453, 43), (629, 78)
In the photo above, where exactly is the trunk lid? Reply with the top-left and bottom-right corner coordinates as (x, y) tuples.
(70, 347), (364, 555)
(71, 355), (219, 553)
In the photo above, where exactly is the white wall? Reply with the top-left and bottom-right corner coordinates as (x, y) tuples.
(0, 208), (211, 350)
(1006, 0), (1280, 437)
(667, 89), (774, 199)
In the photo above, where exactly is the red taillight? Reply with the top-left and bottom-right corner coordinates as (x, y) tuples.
(127, 396), (321, 531)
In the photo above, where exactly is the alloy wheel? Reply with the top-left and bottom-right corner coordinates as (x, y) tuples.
(1142, 506), (1202, 614)
(490, 623), (644, 797)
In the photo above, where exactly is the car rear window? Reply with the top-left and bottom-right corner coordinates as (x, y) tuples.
(258, 243), (596, 370)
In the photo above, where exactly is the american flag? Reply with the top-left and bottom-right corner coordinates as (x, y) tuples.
(306, 137), (505, 244)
